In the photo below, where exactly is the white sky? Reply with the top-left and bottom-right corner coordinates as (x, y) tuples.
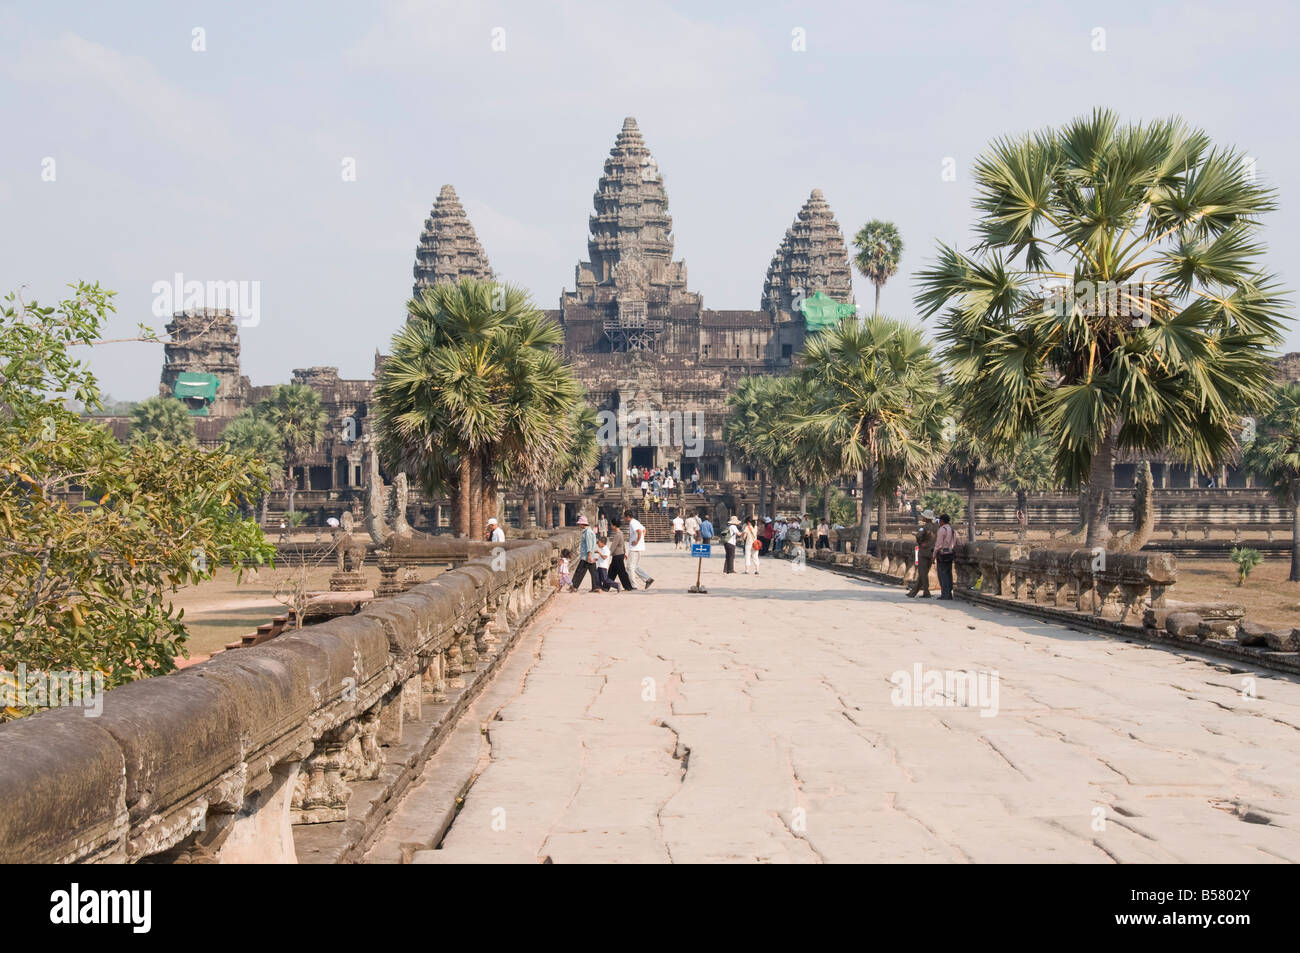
(2, 0), (1297, 401)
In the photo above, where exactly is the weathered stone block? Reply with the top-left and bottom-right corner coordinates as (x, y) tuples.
(1165, 612), (1203, 638)
(1197, 619), (1239, 641)
(1264, 628), (1300, 652)
(0, 708), (127, 863)
(1236, 621), (1275, 647)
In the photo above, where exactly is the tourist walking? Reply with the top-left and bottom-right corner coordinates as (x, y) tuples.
(672, 513), (684, 549)
(699, 514), (714, 543)
(487, 517), (505, 543)
(724, 515), (739, 573)
(607, 517), (634, 592)
(934, 513), (957, 600)
(816, 519), (830, 550)
(760, 517), (774, 555)
(568, 516), (601, 592)
(623, 508), (655, 590)
(685, 511), (700, 543)
(907, 509), (937, 599)
(743, 517), (760, 574)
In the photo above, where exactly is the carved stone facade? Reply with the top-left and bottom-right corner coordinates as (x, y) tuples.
(554, 117), (856, 483)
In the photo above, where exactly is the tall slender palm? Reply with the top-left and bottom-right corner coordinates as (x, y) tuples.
(793, 316), (943, 553)
(996, 432), (1056, 541)
(853, 220), (904, 318)
(256, 383), (327, 515)
(940, 423), (998, 542)
(1243, 384), (1300, 581)
(917, 109), (1288, 548)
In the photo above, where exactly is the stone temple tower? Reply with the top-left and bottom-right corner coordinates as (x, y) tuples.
(160, 309), (247, 416)
(761, 188), (855, 320)
(411, 184), (494, 301)
(562, 116), (701, 353)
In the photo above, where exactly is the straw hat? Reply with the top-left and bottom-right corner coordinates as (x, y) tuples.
(727, 516), (740, 525)
(921, 509), (936, 520)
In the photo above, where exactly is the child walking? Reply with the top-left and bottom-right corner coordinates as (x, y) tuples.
(557, 548), (572, 592)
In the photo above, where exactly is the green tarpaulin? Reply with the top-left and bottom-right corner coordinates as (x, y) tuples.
(799, 291), (855, 330)
(172, 372), (220, 415)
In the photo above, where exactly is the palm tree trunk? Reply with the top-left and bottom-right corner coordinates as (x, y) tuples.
(759, 470), (767, 521)
(877, 495), (888, 553)
(856, 468), (874, 553)
(286, 464), (296, 515)
(798, 484), (808, 517)
(1016, 489), (1028, 543)
(966, 466), (977, 543)
(456, 455), (472, 538)
(1291, 488), (1300, 583)
(468, 453), (483, 538)
(874, 283), (881, 317)
(1083, 429), (1116, 550)
(823, 483), (832, 523)
(260, 492), (269, 527)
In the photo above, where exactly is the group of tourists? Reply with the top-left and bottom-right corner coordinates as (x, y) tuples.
(557, 508), (656, 594)
(669, 510), (717, 549)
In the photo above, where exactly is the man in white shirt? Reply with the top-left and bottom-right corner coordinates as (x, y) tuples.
(671, 513), (685, 549)
(622, 508), (654, 590)
(487, 517), (505, 543)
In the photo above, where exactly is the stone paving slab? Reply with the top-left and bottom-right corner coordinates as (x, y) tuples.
(395, 544), (1300, 864)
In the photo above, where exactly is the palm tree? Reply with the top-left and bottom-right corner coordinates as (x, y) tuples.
(1244, 384), (1300, 582)
(793, 316), (943, 553)
(375, 278), (582, 538)
(128, 396), (196, 446)
(853, 220), (904, 318)
(221, 409), (284, 524)
(725, 376), (791, 520)
(256, 383), (328, 515)
(995, 432), (1056, 541)
(939, 424), (997, 543)
(917, 110), (1288, 548)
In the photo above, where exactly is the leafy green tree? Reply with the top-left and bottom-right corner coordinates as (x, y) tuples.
(1244, 383), (1300, 581)
(256, 383), (327, 516)
(793, 316), (943, 553)
(853, 220), (904, 318)
(0, 284), (274, 717)
(917, 110), (1288, 549)
(129, 395), (196, 446)
(921, 490), (964, 521)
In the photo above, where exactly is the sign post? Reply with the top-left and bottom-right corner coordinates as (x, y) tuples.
(688, 542), (710, 593)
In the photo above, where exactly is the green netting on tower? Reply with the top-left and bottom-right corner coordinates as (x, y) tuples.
(799, 292), (855, 331)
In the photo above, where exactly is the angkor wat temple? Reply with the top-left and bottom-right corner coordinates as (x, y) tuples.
(155, 116), (859, 493)
(151, 116), (1291, 502)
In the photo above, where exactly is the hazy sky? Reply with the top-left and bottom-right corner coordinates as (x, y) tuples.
(2, 0), (1297, 401)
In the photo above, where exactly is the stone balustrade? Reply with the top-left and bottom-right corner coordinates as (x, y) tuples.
(0, 530), (577, 864)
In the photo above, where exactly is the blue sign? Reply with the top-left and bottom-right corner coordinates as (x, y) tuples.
(691, 543), (712, 558)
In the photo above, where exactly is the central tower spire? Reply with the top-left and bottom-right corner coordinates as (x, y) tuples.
(563, 117), (700, 353)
